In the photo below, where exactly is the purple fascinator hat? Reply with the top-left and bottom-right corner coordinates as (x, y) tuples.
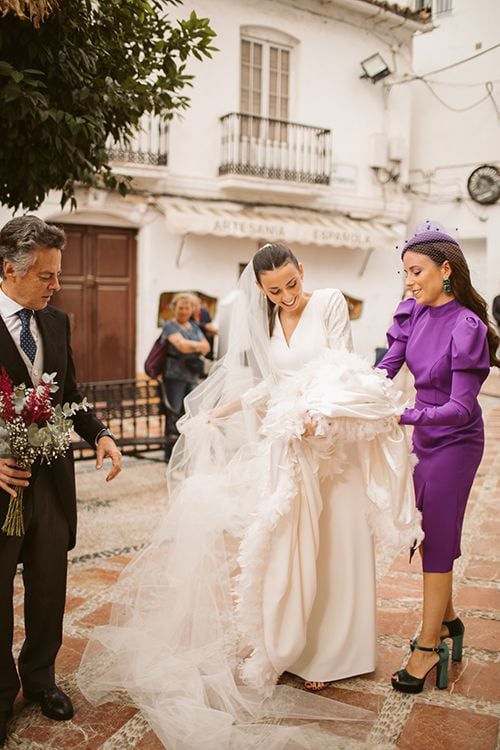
(400, 220), (465, 266)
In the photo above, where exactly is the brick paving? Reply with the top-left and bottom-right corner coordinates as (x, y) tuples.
(5, 373), (500, 749)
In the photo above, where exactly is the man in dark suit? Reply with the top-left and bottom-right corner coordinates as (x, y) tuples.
(0, 216), (122, 746)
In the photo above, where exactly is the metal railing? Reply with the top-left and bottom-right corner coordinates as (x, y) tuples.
(106, 113), (169, 166)
(219, 112), (331, 185)
(72, 378), (178, 460)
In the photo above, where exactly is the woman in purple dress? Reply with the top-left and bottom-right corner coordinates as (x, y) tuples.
(379, 224), (500, 694)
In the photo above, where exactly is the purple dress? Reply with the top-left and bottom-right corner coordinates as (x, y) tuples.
(379, 298), (490, 572)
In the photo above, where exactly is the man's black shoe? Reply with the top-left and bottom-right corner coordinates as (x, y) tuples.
(24, 686), (74, 721)
(0, 709), (12, 747)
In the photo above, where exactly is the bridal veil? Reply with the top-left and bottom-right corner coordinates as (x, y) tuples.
(77, 263), (422, 749)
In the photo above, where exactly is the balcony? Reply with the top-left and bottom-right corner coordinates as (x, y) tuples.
(106, 113), (169, 167)
(219, 113), (331, 188)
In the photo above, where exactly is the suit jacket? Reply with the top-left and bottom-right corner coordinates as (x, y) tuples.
(0, 305), (105, 549)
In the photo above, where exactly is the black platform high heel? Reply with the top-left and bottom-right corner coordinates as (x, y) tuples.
(411, 616), (465, 662)
(442, 617), (465, 662)
(391, 641), (449, 694)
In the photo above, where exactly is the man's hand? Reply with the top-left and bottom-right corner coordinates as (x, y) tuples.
(95, 437), (122, 482)
(0, 458), (31, 497)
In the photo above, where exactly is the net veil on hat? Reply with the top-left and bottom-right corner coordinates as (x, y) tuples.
(404, 228), (459, 250)
(400, 221), (465, 266)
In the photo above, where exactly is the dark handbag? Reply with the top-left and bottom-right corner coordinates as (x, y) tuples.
(144, 335), (168, 378)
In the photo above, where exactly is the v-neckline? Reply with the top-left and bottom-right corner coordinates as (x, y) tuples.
(277, 292), (315, 348)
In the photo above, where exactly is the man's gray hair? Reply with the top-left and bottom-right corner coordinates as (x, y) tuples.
(0, 215), (66, 278)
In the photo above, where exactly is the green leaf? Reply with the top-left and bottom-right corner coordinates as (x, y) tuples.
(0, 0), (217, 211)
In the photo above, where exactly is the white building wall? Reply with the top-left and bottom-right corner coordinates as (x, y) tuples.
(134, 213), (402, 365)
(166, 0), (418, 214)
(409, 0), (500, 317)
(1, 0), (434, 372)
(141, 0), (424, 363)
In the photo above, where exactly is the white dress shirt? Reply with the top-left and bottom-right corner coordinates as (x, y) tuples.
(0, 285), (45, 383)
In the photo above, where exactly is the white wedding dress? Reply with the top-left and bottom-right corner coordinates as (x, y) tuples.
(77, 280), (422, 750)
(239, 289), (376, 687)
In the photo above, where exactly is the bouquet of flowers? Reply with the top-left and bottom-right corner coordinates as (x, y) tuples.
(0, 368), (90, 537)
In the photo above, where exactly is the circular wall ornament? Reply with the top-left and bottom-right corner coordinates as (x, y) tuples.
(467, 164), (500, 205)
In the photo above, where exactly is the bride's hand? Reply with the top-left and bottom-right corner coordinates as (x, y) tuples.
(302, 415), (316, 438)
(206, 408), (225, 423)
(208, 398), (241, 420)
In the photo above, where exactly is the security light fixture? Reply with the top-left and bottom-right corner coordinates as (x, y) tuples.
(360, 53), (391, 84)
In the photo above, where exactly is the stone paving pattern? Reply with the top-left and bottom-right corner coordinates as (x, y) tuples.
(5, 374), (500, 749)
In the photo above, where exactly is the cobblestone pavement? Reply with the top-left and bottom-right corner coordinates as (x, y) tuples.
(5, 374), (500, 749)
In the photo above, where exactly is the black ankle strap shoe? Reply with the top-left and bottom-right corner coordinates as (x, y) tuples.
(391, 641), (450, 694)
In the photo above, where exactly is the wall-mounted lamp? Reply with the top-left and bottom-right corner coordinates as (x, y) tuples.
(360, 53), (391, 84)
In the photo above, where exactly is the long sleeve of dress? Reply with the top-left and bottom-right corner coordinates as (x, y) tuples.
(400, 315), (490, 427)
(325, 290), (353, 352)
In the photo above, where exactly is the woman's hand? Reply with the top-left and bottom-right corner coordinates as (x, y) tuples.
(302, 415), (316, 438)
(208, 398), (242, 420)
(193, 338), (210, 356)
(167, 332), (210, 356)
(0, 458), (31, 498)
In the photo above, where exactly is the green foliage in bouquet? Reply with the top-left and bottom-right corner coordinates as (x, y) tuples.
(0, 369), (89, 536)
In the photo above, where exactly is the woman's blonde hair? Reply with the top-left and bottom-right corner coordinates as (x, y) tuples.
(170, 292), (195, 311)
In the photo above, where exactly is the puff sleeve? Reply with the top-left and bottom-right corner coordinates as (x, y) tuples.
(451, 315), (490, 374)
(400, 315), (490, 427)
(377, 298), (416, 379)
(324, 290), (353, 352)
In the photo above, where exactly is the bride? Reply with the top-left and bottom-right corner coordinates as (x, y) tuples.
(77, 243), (423, 749)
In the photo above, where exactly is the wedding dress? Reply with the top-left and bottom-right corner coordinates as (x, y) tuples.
(77, 267), (423, 749)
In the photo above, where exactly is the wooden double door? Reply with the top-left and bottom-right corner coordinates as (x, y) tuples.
(51, 224), (137, 383)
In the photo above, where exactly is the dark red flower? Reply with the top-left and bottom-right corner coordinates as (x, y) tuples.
(0, 368), (15, 422)
(21, 380), (53, 425)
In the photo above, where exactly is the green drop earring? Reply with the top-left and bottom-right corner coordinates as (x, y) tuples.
(443, 277), (452, 294)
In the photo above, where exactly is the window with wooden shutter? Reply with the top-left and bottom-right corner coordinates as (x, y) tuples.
(240, 35), (291, 141)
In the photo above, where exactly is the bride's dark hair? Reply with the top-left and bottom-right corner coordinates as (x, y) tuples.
(253, 243), (300, 336)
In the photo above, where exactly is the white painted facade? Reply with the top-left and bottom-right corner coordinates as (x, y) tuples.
(409, 0), (500, 320)
(1, 0), (442, 372)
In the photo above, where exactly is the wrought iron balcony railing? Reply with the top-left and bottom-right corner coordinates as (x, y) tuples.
(106, 113), (169, 167)
(219, 113), (331, 185)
